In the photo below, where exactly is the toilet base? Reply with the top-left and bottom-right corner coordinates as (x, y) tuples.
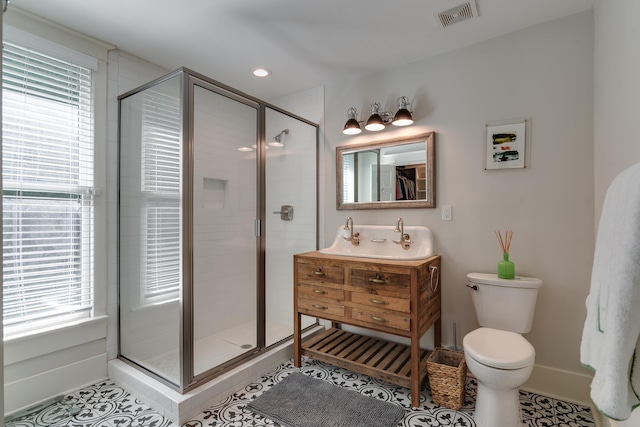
(474, 381), (523, 427)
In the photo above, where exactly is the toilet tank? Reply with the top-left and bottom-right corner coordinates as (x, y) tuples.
(467, 273), (542, 333)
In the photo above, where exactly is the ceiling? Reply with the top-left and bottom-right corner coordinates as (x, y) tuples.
(8, 0), (594, 100)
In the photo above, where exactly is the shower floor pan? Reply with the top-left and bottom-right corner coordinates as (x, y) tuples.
(141, 321), (292, 380)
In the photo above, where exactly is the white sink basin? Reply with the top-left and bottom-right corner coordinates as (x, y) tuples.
(319, 225), (435, 260)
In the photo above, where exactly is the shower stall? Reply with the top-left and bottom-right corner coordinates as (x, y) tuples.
(118, 68), (318, 391)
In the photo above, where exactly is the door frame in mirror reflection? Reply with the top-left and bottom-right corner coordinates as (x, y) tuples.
(336, 132), (435, 210)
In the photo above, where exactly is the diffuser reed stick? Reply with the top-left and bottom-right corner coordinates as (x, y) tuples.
(496, 230), (515, 279)
(495, 230), (513, 254)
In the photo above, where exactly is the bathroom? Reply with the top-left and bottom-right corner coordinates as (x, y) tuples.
(2, 1), (640, 426)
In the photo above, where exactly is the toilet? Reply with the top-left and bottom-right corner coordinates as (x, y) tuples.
(463, 273), (542, 426)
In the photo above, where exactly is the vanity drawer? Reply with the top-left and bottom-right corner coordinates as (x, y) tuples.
(350, 292), (410, 313)
(297, 262), (345, 285)
(350, 269), (410, 297)
(298, 284), (344, 303)
(351, 307), (410, 332)
(298, 297), (345, 318)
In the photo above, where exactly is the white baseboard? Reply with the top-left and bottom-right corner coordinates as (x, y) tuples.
(5, 353), (108, 415)
(522, 363), (593, 406)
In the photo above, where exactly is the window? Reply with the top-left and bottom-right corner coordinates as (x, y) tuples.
(2, 42), (94, 336)
(141, 89), (181, 301)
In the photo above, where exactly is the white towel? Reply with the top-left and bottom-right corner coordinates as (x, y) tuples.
(581, 162), (640, 421)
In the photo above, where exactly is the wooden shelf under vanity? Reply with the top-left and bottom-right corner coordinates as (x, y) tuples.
(302, 328), (431, 390)
(293, 251), (442, 407)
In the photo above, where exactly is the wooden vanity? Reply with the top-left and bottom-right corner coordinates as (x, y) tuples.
(293, 251), (441, 407)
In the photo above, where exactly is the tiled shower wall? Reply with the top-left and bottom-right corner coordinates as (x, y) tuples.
(264, 107), (319, 335)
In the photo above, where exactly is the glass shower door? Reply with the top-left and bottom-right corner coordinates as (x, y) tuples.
(191, 83), (259, 376)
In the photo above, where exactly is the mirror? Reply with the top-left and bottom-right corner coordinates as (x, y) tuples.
(336, 132), (435, 209)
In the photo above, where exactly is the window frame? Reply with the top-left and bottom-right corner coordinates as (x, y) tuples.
(1, 39), (98, 338)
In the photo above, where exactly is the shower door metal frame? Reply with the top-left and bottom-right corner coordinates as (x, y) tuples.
(181, 72), (265, 390)
(117, 67), (320, 393)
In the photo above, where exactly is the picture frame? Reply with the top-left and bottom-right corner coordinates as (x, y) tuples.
(485, 118), (527, 170)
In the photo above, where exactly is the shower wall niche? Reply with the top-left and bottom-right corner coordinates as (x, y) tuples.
(118, 68), (318, 391)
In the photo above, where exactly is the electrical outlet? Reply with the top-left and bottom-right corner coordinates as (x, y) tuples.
(442, 205), (452, 221)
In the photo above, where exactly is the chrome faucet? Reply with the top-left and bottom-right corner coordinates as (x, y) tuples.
(393, 217), (412, 250)
(343, 216), (360, 246)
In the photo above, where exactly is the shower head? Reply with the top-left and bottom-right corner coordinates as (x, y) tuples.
(269, 129), (289, 147)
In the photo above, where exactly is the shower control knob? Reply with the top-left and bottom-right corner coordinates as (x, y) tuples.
(273, 205), (293, 221)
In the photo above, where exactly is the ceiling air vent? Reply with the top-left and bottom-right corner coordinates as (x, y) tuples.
(435, 1), (478, 28)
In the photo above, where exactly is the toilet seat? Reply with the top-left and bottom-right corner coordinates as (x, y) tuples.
(463, 327), (535, 370)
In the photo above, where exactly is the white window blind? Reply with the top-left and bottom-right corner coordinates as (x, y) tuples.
(141, 90), (181, 300)
(2, 42), (94, 334)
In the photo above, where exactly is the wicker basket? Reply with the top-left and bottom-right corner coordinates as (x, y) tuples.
(426, 347), (467, 410)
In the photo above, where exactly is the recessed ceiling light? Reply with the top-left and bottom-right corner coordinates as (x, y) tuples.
(252, 67), (271, 77)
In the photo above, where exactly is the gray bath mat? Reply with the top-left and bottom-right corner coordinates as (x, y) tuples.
(246, 372), (405, 427)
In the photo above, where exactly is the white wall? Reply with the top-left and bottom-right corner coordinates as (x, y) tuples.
(324, 11), (595, 402)
(593, 0), (640, 425)
(593, 0), (640, 225)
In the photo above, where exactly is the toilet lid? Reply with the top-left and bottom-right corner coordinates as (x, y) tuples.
(463, 327), (535, 370)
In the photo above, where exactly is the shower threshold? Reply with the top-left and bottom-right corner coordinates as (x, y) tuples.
(108, 325), (324, 425)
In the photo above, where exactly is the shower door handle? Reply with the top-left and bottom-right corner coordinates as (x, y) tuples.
(273, 205), (293, 221)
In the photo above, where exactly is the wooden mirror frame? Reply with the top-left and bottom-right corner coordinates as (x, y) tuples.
(336, 132), (436, 210)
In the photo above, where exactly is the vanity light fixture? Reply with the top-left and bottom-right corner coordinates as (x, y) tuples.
(343, 107), (362, 135)
(342, 96), (414, 135)
(365, 102), (386, 131)
(392, 96), (414, 126)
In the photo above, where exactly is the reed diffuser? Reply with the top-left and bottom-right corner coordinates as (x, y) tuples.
(496, 230), (515, 279)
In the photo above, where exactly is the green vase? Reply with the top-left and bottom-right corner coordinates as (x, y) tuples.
(498, 253), (515, 279)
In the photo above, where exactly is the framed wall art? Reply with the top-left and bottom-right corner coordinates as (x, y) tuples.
(485, 118), (528, 170)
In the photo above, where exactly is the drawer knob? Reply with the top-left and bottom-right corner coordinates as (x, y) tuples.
(370, 299), (389, 305)
(368, 274), (388, 284)
(371, 316), (389, 323)
(313, 289), (327, 295)
(313, 269), (327, 277)
(312, 304), (328, 310)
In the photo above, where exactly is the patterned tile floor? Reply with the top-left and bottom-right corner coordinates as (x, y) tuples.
(5, 380), (174, 427)
(6, 357), (595, 427)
